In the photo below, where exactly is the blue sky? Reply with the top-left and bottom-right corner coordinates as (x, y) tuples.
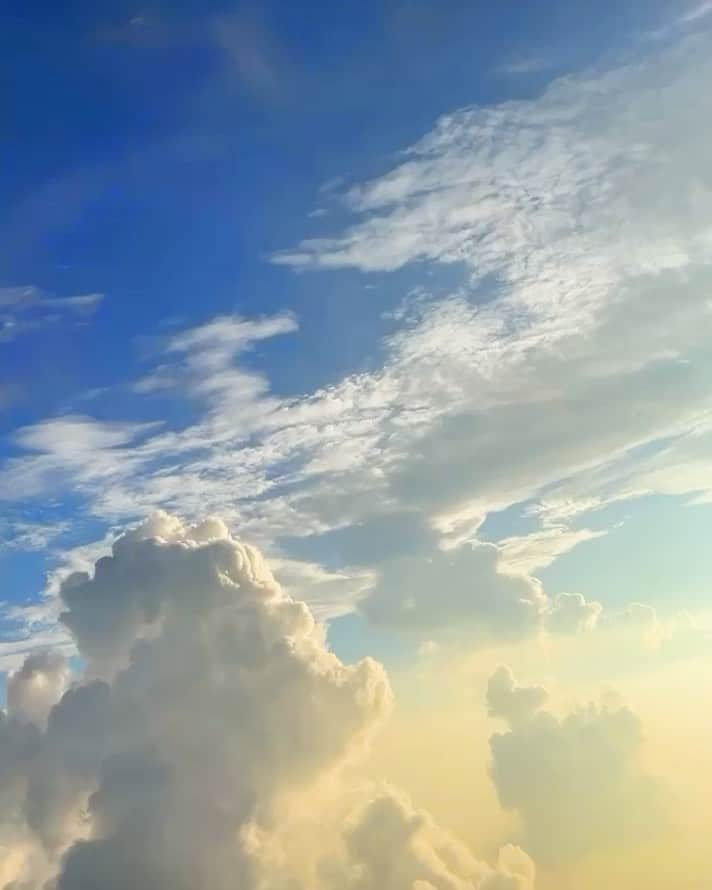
(3, 0), (712, 672)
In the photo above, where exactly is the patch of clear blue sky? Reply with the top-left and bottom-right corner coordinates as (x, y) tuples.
(0, 0), (674, 628)
(538, 495), (712, 613)
(482, 486), (712, 614)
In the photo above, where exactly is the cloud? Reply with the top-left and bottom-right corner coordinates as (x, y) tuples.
(214, 11), (286, 100)
(0, 628), (74, 675)
(493, 55), (554, 76)
(0, 416), (159, 500)
(647, 1), (712, 39)
(681, 1), (712, 23)
(323, 786), (535, 890)
(495, 526), (606, 575)
(6, 652), (71, 729)
(0, 287), (104, 313)
(269, 555), (375, 622)
(0, 515), (698, 888)
(487, 667), (667, 865)
(1, 514), (551, 890)
(0, 512), (392, 889)
(266, 29), (712, 543)
(545, 592), (603, 634)
(0, 287), (104, 344)
(5, 30), (712, 653)
(486, 666), (547, 727)
(360, 541), (547, 642)
(274, 33), (712, 281)
(0, 518), (71, 552)
(356, 533), (608, 645)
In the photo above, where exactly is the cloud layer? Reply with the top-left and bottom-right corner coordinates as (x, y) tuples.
(5, 33), (712, 645)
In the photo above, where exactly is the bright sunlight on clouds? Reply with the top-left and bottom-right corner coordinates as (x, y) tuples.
(2, 3), (712, 888)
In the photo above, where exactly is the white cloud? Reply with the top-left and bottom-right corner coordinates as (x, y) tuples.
(269, 555), (375, 621)
(268, 30), (712, 537)
(0, 416), (159, 500)
(495, 526), (606, 575)
(486, 666), (548, 727)
(5, 30), (712, 653)
(681, 1), (712, 23)
(545, 592), (603, 634)
(324, 786), (535, 890)
(275, 33), (712, 295)
(6, 651), (71, 728)
(0, 514), (703, 888)
(0, 519), (71, 552)
(487, 667), (667, 864)
(0, 286), (104, 344)
(493, 55), (553, 76)
(360, 541), (547, 642)
(0, 514), (555, 890)
(0, 513), (392, 889)
(0, 626), (74, 674)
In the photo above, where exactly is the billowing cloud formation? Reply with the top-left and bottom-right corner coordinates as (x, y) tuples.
(487, 667), (666, 865)
(359, 542), (608, 644)
(324, 787), (535, 890)
(0, 513), (392, 889)
(0, 514), (547, 890)
(6, 652), (71, 728)
(361, 543), (547, 641)
(545, 592), (602, 634)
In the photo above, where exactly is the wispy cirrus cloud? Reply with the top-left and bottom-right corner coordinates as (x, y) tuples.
(0, 286), (104, 343)
(4, 30), (712, 657)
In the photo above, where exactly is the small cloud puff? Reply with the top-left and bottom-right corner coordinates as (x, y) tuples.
(6, 651), (71, 729)
(545, 592), (602, 634)
(486, 666), (547, 727)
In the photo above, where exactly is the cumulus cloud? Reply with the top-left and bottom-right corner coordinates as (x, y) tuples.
(323, 787), (535, 890)
(6, 652), (71, 729)
(545, 592), (602, 634)
(0, 513), (392, 889)
(486, 666), (548, 727)
(360, 542), (547, 642)
(0, 514), (689, 888)
(358, 540), (607, 644)
(487, 667), (666, 865)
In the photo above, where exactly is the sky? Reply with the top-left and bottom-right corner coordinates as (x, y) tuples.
(2, 2), (712, 889)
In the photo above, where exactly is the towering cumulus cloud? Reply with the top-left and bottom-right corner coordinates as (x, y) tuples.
(0, 513), (391, 889)
(1, 513), (532, 890)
